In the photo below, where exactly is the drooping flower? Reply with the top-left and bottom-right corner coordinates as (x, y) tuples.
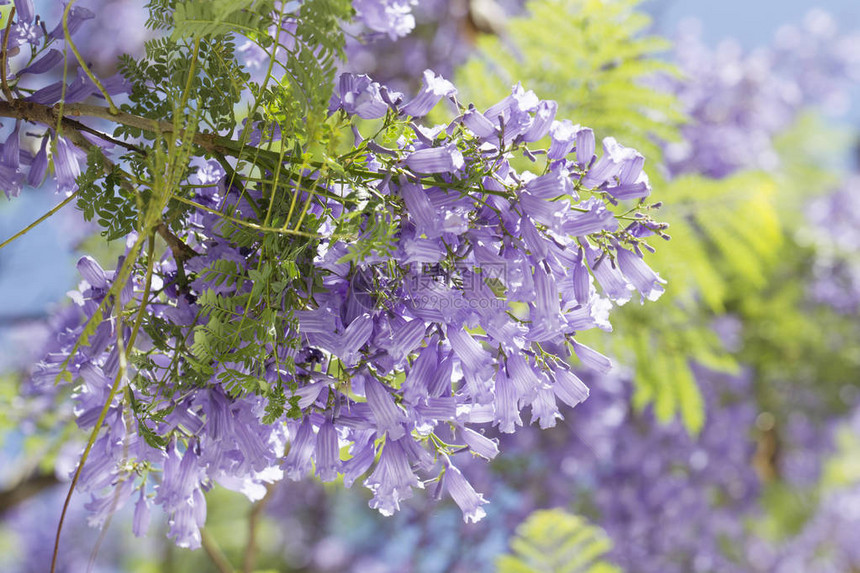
(401, 69), (457, 117)
(53, 136), (82, 194)
(364, 437), (423, 516)
(444, 460), (488, 523)
(404, 144), (464, 174)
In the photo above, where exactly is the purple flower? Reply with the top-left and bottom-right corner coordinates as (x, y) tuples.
(572, 340), (613, 374)
(548, 120), (579, 160)
(582, 137), (642, 188)
(404, 144), (464, 174)
(338, 313), (373, 366)
(0, 123), (22, 197)
(364, 437), (423, 516)
(562, 197), (619, 236)
(402, 343), (438, 404)
(523, 99), (558, 142)
(615, 247), (666, 302)
(54, 136), (82, 194)
(400, 181), (438, 234)
(444, 461), (488, 523)
(353, 0), (417, 39)
(48, 4), (94, 40)
(364, 375), (407, 439)
(519, 193), (569, 233)
(14, 0), (34, 24)
(529, 385), (562, 428)
(462, 106), (498, 139)
(448, 328), (492, 378)
(168, 488), (207, 549)
(385, 319), (426, 363)
(576, 127), (596, 167)
(494, 366), (522, 433)
(530, 265), (561, 336)
(401, 69), (457, 117)
(460, 427), (499, 460)
(343, 433), (376, 488)
(284, 418), (317, 480)
(315, 420), (341, 482)
(484, 84), (540, 143)
(133, 488), (151, 537)
(77, 255), (109, 289)
(524, 168), (573, 200)
(551, 366), (589, 408)
(27, 136), (49, 187)
(330, 73), (389, 119)
(586, 246), (633, 304)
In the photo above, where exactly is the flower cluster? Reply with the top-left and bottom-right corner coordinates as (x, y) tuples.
(807, 176), (860, 313)
(0, 1), (128, 198)
(661, 13), (860, 178)
(342, 0), (526, 91)
(201, 364), (761, 573)
(21, 62), (666, 548)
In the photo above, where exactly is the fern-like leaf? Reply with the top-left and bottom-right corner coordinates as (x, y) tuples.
(497, 509), (622, 573)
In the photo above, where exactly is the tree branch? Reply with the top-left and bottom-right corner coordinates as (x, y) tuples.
(0, 469), (59, 514)
(156, 222), (198, 263)
(0, 100), (241, 156)
(0, 8), (17, 103)
(61, 103), (240, 155)
(243, 483), (275, 573)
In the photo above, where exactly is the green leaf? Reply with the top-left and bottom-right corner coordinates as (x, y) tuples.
(497, 509), (622, 573)
(172, 0), (272, 39)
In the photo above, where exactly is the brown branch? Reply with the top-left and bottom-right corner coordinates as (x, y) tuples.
(0, 8), (16, 102)
(61, 103), (238, 155)
(156, 221), (198, 263)
(242, 483), (275, 573)
(0, 100), (239, 156)
(62, 116), (144, 154)
(0, 469), (59, 514)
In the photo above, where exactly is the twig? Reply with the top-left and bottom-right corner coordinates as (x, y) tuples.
(63, 116), (145, 154)
(0, 7), (16, 102)
(243, 483), (275, 573)
(169, 193), (320, 238)
(50, 234), (155, 573)
(0, 189), (80, 251)
(201, 529), (235, 573)
(0, 469), (59, 514)
(156, 222), (198, 263)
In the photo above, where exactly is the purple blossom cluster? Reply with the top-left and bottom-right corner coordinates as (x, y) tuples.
(662, 12), (860, 178)
(352, 0), (418, 40)
(227, 364), (760, 573)
(0, 0), (129, 198)
(342, 0), (526, 91)
(19, 64), (666, 549)
(807, 176), (860, 313)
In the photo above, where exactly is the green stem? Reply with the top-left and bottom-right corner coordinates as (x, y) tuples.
(50, 235), (156, 573)
(63, 1), (118, 114)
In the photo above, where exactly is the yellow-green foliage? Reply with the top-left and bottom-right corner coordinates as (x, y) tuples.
(497, 509), (622, 573)
(456, 0), (684, 163)
(454, 0), (806, 434)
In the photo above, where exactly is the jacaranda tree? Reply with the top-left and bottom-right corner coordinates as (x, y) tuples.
(1, 1), (859, 572)
(0, 0), (670, 569)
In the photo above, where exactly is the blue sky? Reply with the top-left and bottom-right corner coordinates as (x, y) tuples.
(647, 0), (860, 49)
